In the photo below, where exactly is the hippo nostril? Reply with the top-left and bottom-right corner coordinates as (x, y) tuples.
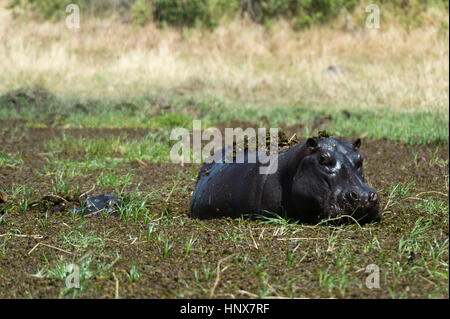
(345, 191), (359, 203)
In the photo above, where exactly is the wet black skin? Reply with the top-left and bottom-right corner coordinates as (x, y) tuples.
(190, 137), (381, 224)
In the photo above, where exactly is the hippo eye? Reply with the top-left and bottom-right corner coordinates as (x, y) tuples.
(319, 153), (332, 166)
(355, 155), (364, 169)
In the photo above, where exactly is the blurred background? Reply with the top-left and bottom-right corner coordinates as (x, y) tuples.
(0, 0), (448, 142)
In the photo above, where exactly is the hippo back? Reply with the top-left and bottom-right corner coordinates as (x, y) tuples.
(190, 151), (282, 219)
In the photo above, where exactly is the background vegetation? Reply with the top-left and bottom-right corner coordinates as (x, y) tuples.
(7, 0), (449, 29)
(1, 0), (448, 145)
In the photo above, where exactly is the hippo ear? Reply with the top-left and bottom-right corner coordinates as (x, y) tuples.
(352, 138), (361, 150)
(305, 138), (318, 149)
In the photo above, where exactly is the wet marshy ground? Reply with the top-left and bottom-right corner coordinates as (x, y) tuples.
(0, 120), (448, 298)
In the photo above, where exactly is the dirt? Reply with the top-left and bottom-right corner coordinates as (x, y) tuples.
(0, 87), (57, 111)
(0, 120), (448, 298)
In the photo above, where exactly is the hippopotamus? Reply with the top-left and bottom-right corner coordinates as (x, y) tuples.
(190, 136), (381, 224)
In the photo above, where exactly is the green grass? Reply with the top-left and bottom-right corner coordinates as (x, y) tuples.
(1, 91), (448, 146)
(0, 87), (448, 299)
(97, 172), (133, 187)
(32, 254), (94, 298)
(0, 151), (24, 168)
(45, 133), (172, 163)
(158, 235), (173, 259)
(128, 265), (141, 283)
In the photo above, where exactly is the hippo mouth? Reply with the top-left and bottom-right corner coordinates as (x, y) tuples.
(328, 196), (381, 224)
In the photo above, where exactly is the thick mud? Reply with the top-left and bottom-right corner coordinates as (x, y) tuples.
(0, 120), (448, 298)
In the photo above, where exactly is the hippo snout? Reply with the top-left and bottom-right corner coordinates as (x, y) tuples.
(338, 188), (381, 223)
(343, 190), (379, 208)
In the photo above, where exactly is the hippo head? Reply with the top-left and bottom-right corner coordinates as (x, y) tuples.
(289, 136), (381, 224)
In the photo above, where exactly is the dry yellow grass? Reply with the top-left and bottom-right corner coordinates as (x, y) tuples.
(0, 1), (448, 112)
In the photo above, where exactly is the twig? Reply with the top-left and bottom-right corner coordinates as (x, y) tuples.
(405, 196), (427, 201)
(79, 185), (96, 200)
(0, 233), (43, 239)
(249, 230), (258, 249)
(28, 242), (74, 255)
(383, 184), (399, 211)
(103, 238), (145, 245)
(210, 254), (236, 298)
(27, 243), (43, 255)
(419, 275), (436, 286)
(277, 237), (326, 241)
(99, 238), (129, 245)
(43, 194), (69, 204)
(288, 133), (297, 144)
(112, 272), (119, 298)
(258, 229), (264, 240)
(134, 158), (148, 167)
(315, 214), (363, 228)
(165, 181), (179, 202)
(238, 290), (258, 298)
(86, 208), (105, 216)
(416, 191), (448, 197)
(267, 283), (281, 297)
